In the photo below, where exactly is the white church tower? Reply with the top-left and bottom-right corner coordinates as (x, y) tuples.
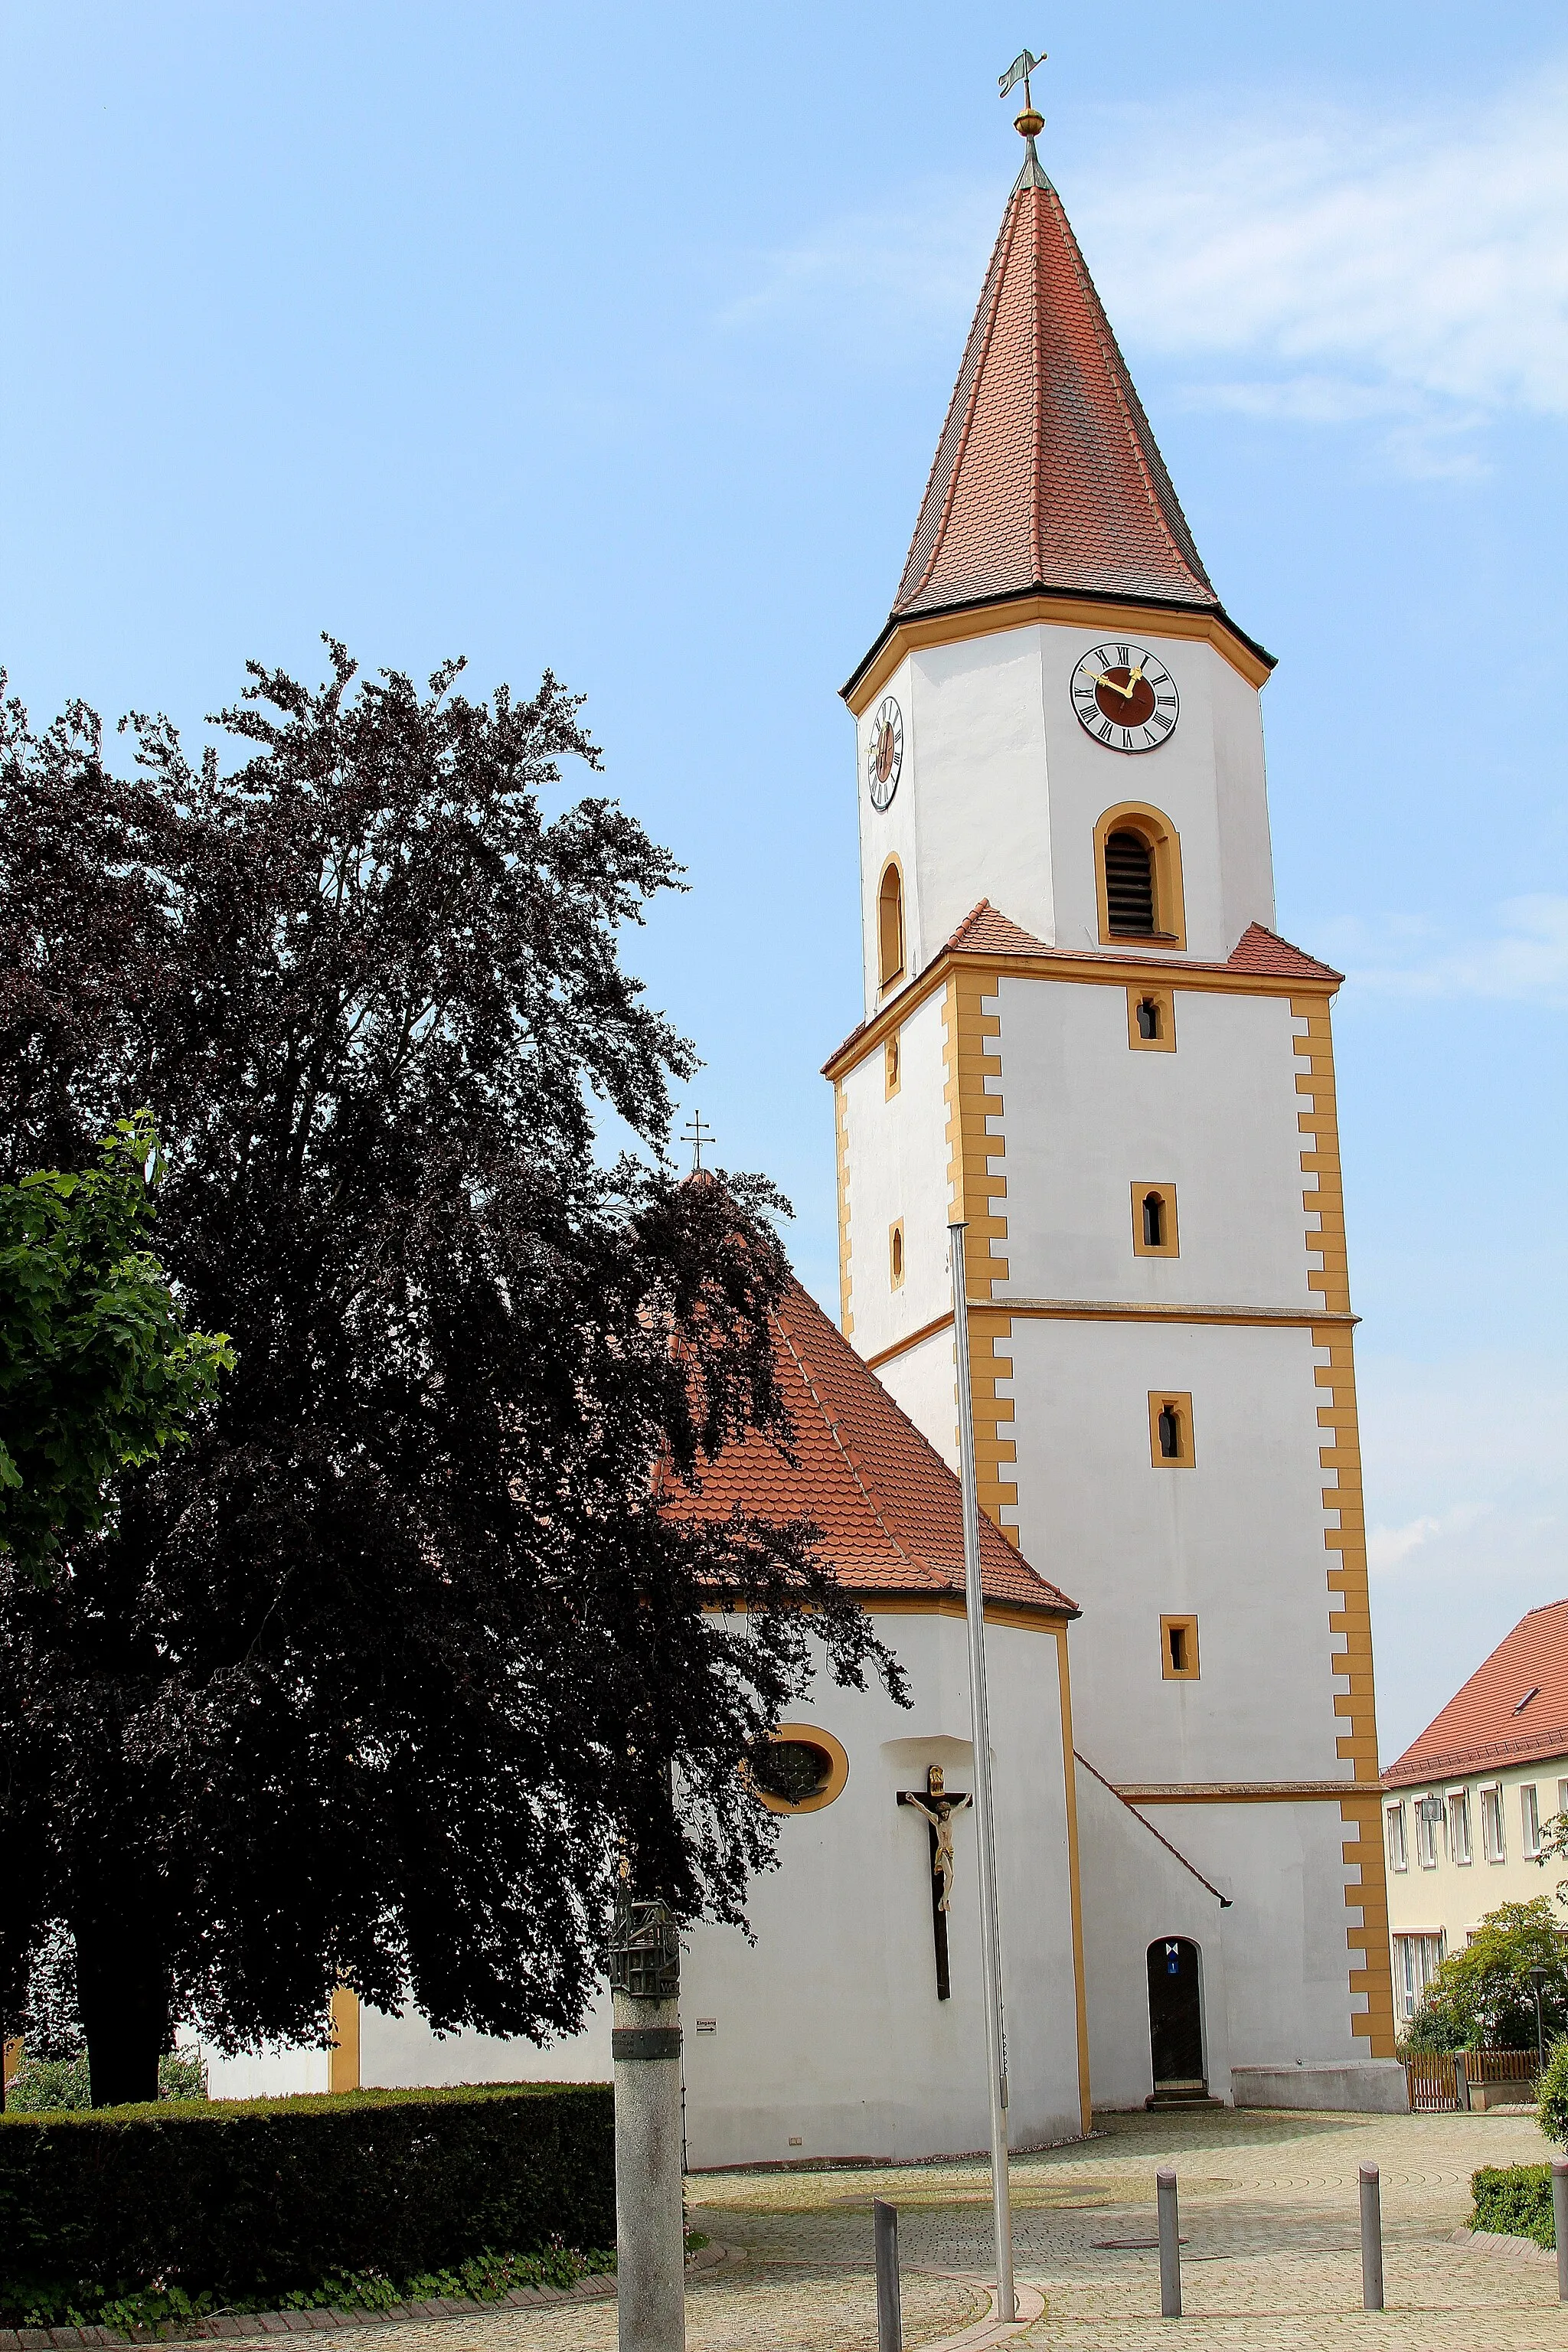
(825, 109), (1399, 2089)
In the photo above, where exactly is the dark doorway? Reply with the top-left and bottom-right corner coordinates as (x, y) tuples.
(1146, 1937), (1204, 2089)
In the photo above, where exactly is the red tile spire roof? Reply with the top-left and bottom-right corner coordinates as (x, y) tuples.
(668, 1275), (1076, 1621)
(892, 147), (1219, 622)
(1383, 1599), (1568, 1787)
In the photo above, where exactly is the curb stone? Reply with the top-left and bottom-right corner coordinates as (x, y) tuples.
(0, 2272), (620, 2349)
(1455, 2226), (1556, 2266)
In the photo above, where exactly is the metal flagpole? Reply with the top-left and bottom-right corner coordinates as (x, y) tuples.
(948, 1219), (1016, 2325)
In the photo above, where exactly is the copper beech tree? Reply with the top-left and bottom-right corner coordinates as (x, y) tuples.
(0, 644), (900, 2106)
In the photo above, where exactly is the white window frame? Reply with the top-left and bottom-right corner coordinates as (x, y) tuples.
(1392, 1930), (1445, 2021)
(1481, 1781), (1506, 1863)
(1522, 1782), (1543, 1860)
(1385, 1800), (1409, 1873)
(1447, 1788), (1472, 1866)
(1414, 1793), (1442, 1869)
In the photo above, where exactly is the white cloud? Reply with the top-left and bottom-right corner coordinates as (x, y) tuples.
(1367, 1514), (1446, 1574)
(731, 67), (1568, 469)
(1334, 895), (1568, 1003)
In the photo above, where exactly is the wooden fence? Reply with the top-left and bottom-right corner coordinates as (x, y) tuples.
(1404, 2048), (1538, 2112)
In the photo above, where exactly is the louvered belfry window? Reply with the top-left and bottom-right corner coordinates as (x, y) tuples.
(1105, 830), (1155, 934)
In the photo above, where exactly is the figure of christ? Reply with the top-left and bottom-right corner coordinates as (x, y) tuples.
(897, 1764), (973, 1998)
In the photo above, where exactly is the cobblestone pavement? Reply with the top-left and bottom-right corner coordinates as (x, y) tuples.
(311, 2106), (1568, 2350)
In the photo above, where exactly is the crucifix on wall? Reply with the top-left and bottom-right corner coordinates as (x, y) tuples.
(897, 1764), (972, 2001)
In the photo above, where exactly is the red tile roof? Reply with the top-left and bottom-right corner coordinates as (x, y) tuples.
(669, 1276), (1076, 1620)
(893, 155), (1217, 622)
(823, 904), (1342, 1073)
(1224, 922), (1344, 983)
(1383, 1600), (1568, 1787)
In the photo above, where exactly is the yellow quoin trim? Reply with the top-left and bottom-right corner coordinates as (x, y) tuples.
(1292, 992), (1397, 2060)
(835, 1079), (854, 1339)
(1054, 1626), (1093, 2134)
(942, 969), (1018, 1544)
(329, 1987), (361, 2093)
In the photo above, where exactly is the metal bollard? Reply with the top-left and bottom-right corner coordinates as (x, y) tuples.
(1553, 2160), (1568, 2303)
(1359, 2163), (1383, 2312)
(874, 2197), (903, 2352)
(1453, 2052), (1471, 2111)
(1157, 2167), (1181, 2319)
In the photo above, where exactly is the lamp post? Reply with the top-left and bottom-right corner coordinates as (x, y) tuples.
(609, 1895), (684, 2352)
(948, 1220), (1016, 2326)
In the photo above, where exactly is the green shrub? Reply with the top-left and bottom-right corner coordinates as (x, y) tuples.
(0, 2080), (612, 2312)
(1472, 2164), (1555, 2246)
(6, 2043), (207, 2112)
(1540, 2037), (1568, 2149)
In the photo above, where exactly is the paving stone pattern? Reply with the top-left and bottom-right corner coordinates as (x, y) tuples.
(12, 2109), (1568, 2351)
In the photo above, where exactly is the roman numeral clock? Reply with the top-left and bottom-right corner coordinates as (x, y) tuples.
(1070, 642), (1180, 754)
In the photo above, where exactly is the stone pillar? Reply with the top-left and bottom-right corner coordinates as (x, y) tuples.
(613, 1992), (684, 2352)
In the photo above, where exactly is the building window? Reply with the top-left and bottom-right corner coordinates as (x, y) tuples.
(1386, 1802), (1408, 1873)
(1522, 1783), (1543, 1860)
(1095, 804), (1187, 950)
(1414, 1795), (1442, 1869)
(1148, 1391), (1195, 1467)
(877, 861), (905, 989)
(1481, 1782), (1506, 1862)
(1126, 983), (1175, 1053)
(1393, 1932), (1444, 2022)
(1448, 1789), (1472, 1866)
(885, 1034), (901, 1096)
(1133, 1181), (1179, 1257)
(889, 1219), (905, 1289)
(1161, 1615), (1200, 1680)
(745, 1723), (851, 1815)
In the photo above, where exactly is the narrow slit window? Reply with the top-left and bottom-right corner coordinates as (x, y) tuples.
(877, 863), (905, 988)
(1137, 996), (1161, 1040)
(1144, 1192), (1164, 1247)
(1103, 829), (1155, 935)
(885, 1035), (900, 1096)
(1161, 1614), (1200, 1681)
(1133, 1182), (1178, 1257)
(1127, 983), (1175, 1053)
(1148, 1390), (1195, 1467)
(889, 1220), (904, 1289)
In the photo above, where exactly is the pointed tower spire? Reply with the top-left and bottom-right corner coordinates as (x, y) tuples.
(871, 72), (1255, 656)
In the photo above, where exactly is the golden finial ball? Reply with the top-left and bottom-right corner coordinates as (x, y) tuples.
(1014, 106), (1044, 137)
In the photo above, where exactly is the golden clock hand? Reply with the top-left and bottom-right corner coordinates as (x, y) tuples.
(1085, 667), (1135, 699)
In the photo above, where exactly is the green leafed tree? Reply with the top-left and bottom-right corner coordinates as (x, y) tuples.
(0, 645), (901, 2108)
(0, 1113), (230, 1582)
(1401, 1898), (1568, 2053)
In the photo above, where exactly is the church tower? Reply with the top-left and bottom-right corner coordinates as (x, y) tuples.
(825, 106), (1399, 2091)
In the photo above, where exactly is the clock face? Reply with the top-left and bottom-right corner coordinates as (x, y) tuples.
(1070, 642), (1179, 754)
(867, 697), (903, 810)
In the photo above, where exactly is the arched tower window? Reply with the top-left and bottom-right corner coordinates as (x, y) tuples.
(1105, 831), (1155, 934)
(1095, 805), (1186, 950)
(1142, 1191), (1165, 1249)
(877, 861), (905, 989)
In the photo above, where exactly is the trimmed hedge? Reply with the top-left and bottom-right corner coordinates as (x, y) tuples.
(0, 2081), (612, 2303)
(1472, 2164), (1554, 2248)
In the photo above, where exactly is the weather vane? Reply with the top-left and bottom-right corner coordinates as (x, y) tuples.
(998, 45), (1047, 138)
(681, 1109), (715, 1172)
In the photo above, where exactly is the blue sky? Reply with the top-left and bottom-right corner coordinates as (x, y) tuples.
(3, 2), (1566, 1759)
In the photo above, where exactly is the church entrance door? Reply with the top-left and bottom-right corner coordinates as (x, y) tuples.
(1146, 1938), (1206, 2099)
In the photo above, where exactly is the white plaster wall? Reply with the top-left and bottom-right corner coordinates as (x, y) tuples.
(679, 1614), (1081, 2167)
(1135, 1801), (1367, 2066)
(875, 1326), (960, 1476)
(202, 2041), (331, 2100)
(1005, 1316), (1342, 1787)
(851, 621), (1270, 985)
(1072, 1761), (1230, 2110)
(856, 652), (923, 1014)
(1210, 655), (1276, 953)
(1038, 626), (1263, 966)
(998, 978), (1315, 1308)
(839, 991), (952, 1362)
(362, 1997), (612, 2090)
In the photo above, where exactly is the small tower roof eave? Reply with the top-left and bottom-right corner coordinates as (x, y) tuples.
(842, 145), (1276, 710)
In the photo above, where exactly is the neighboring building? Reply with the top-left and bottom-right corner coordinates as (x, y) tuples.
(1383, 1601), (1568, 2025)
(214, 97), (1404, 2139)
